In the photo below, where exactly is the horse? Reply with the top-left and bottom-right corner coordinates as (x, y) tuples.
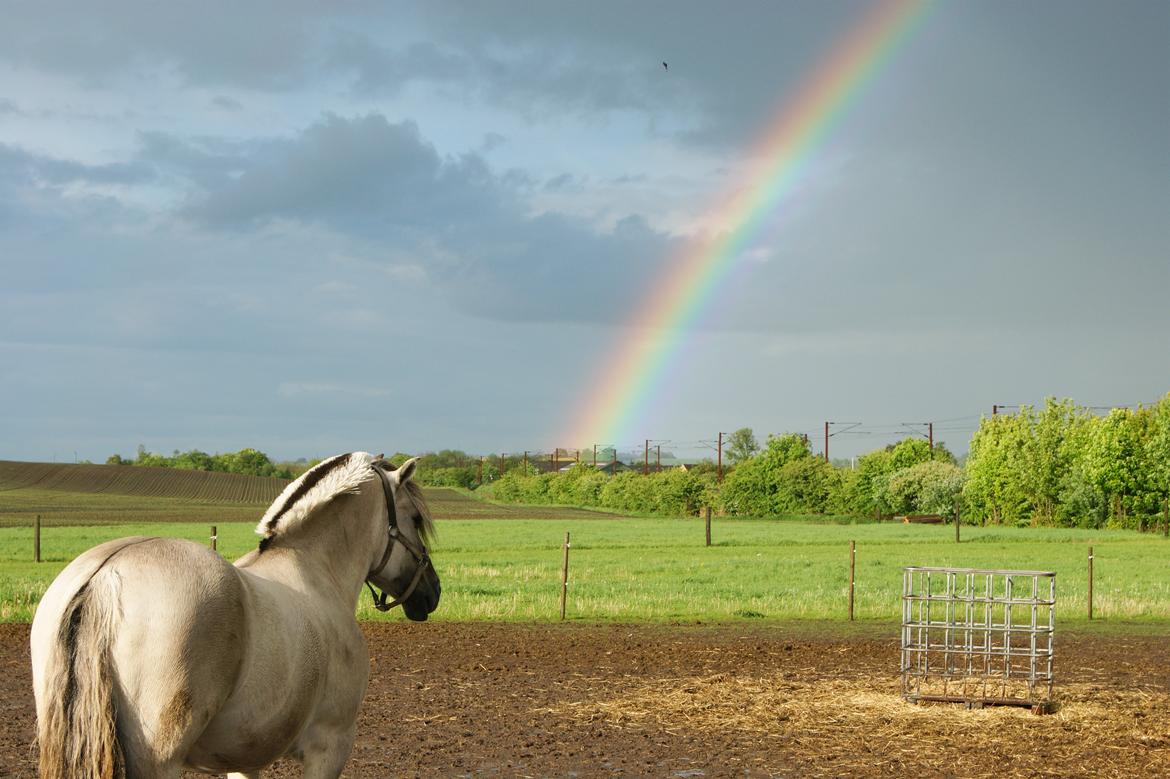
(30, 451), (440, 778)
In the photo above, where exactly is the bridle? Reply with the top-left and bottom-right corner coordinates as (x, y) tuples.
(364, 462), (432, 612)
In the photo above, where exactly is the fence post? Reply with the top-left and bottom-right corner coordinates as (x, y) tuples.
(34, 514), (41, 563)
(954, 500), (961, 543)
(849, 540), (856, 621)
(1087, 546), (1093, 620)
(1164, 498), (1169, 538)
(560, 531), (570, 620)
(210, 525), (217, 552)
(705, 507), (712, 547)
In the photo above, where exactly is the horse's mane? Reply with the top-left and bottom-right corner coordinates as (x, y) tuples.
(255, 451), (436, 551)
(256, 452), (375, 548)
(399, 477), (436, 546)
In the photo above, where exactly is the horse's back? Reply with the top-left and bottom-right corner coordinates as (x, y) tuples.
(33, 536), (250, 770)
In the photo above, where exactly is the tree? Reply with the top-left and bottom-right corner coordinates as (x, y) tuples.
(771, 457), (835, 514)
(882, 461), (965, 516)
(719, 433), (811, 515)
(1148, 393), (1170, 512)
(964, 413), (1032, 525)
(725, 427), (760, 465)
(889, 438), (934, 470)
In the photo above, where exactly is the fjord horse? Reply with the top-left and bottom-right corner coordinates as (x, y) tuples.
(31, 452), (439, 778)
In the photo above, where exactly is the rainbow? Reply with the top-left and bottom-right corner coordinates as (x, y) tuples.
(560, 0), (934, 447)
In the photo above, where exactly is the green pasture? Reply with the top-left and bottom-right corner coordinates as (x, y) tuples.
(1, 516), (1166, 625)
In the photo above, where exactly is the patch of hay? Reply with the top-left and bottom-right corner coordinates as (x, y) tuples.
(538, 674), (1170, 777)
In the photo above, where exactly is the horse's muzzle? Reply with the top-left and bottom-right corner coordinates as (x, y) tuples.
(402, 571), (440, 621)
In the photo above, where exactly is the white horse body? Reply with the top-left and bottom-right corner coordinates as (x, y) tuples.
(30, 452), (439, 778)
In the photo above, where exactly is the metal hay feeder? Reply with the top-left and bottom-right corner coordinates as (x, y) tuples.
(901, 566), (1055, 714)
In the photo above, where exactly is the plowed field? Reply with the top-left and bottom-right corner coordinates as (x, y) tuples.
(1, 623), (1166, 778)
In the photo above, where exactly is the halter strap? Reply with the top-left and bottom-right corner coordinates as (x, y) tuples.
(365, 463), (431, 612)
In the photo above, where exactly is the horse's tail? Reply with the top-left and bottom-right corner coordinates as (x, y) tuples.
(37, 573), (125, 779)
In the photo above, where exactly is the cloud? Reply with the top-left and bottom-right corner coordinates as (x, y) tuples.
(175, 113), (680, 324)
(0, 143), (156, 187)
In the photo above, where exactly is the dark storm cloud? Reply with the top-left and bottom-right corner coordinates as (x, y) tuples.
(177, 113), (678, 323)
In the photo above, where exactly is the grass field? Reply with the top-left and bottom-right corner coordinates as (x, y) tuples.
(2, 513), (1166, 625)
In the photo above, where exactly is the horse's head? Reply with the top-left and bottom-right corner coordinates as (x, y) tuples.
(366, 456), (441, 621)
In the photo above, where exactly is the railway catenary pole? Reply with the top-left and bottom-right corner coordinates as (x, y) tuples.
(523, 451), (528, 473)
(644, 440), (649, 475)
(611, 447), (617, 474)
(593, 444), (597, 467)
(656, 444), (661, 473)
(477, 457), (483, 485)
(717, 431), (723, 483)
(929, 422), (934, 457)
(825, 421), (830, 462)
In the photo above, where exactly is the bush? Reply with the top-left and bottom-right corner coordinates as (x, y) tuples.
(882, 461), (965, 516)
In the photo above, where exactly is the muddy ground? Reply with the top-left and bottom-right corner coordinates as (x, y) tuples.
(1, 622), (1166, 778)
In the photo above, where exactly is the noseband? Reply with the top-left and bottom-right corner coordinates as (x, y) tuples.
(365, 463), (432, 612)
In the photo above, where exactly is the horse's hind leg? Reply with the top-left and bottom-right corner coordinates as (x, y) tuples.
(117, 749), (183, 779)
(298, 726), (358, 779)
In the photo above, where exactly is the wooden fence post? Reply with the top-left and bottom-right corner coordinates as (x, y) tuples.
(1163, 498), (1169, 538)
(560, 532), (570, 620)
(849, 540), (856, 621)
(954, 501), (961, 543)
(705, 507), (712, 547)
(1087, 546), (1093, 620)
(34, 514), (41, 563)
(210, 525), (217, 552)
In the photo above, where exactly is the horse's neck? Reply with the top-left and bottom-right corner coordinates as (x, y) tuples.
(247, 495), (379, 611)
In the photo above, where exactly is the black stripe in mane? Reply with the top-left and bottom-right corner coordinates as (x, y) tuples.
(260, 453), (353, 543)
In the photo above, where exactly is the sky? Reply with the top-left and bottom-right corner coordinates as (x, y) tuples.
(1, 0), (1167, 463)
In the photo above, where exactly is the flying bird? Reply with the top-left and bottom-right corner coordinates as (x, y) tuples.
(662, 61), (668, 71)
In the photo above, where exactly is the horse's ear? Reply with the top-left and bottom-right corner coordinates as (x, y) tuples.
(391, 456), (419, 485)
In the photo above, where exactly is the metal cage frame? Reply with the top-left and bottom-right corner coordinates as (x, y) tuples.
(901, 566), (1055, 713)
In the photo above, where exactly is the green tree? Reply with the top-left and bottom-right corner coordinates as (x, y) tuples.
(1056, 411), (1105, 527)
(889, 438), (935, 470)
(725, 427), (760, 465)
(771, 457), (835, 514)
(1147, 393), (1170, 518)
(719, 433), (812, 515)
(1085, 408), (1144, 528)
(882, 461), (966, 516)
(1017, 399), (1082, 524)
(964, 413), (1032, 525)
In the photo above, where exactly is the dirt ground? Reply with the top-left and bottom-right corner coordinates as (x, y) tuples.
(1, 622), (1167, 778)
